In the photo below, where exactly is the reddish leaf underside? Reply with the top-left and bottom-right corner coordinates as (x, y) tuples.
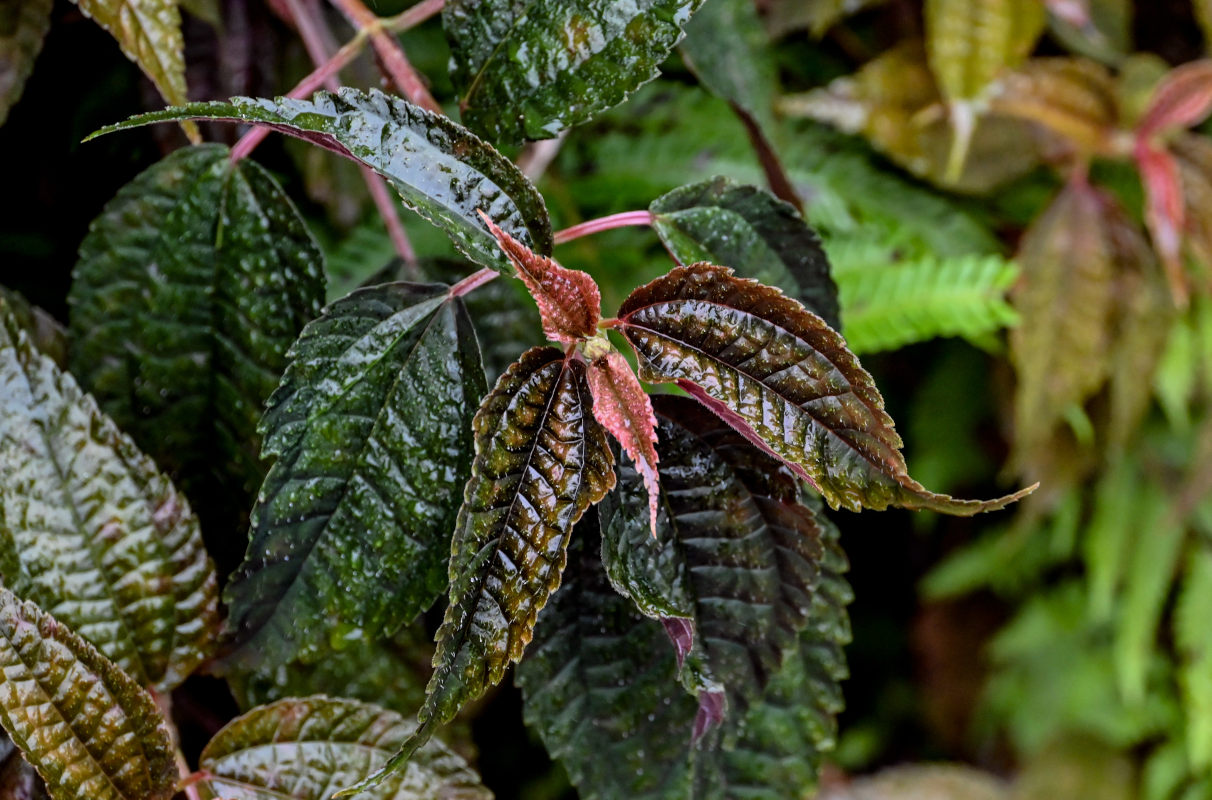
(1137, 59), (1212, 139)
(479, 210), (601, 343)
(1136, 142), (1189, 304)
(585, 348), (661, 537)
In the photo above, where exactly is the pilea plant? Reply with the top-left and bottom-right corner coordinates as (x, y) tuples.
(0, 1), (1045, 799)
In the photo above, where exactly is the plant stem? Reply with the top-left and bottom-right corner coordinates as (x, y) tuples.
(553, 210), (654, 245)
(328, 0), (443, 113)
(449, 267), (499, 297)
(363, 166), (418, 270)
(382, 0), (444, 33)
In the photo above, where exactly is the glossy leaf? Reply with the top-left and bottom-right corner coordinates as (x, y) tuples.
(69, 143), (325, 517)
(586, 348), (659, 537)
(0, 298), (219, 691)
(339, 347), (615, 794)
(0, 0), (52, 126)
(617, 264), (1034, 514)
(649, 176), (840, 330)
(0, 588), (177, 800)
(443, 0), (707, 143)
(71, 0), (195, 141)
(87, 89), (553, 273)
(480, 212), (601, 343)
(223, 282), (486, 669)
(200, 696), (489, 800)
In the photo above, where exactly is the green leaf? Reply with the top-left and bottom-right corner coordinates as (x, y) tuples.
(0, 0), (52, 126)
(649, 176), (840, 330)
(338, 346), (615, 795)
(616, 263), (1034, 514)
(0, 588), (177, 800)
(71, 0), (196, 141)
(443, 0), (707, 143)
(199, 696), (489, 800)
(0, 298), (219, 691)
(831, 246), (1020, 354)
(223, 282), (486, 669)
(69, 143), (325, 517)
(680, 0), (777, 135)
(601, 396), (824, 723)
(1176, 546), (1212, 772)
(516, 508), (700, 800)
(88, 89), (553, 274)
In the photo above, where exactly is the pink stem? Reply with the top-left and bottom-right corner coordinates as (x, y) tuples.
(362, 165), (418, 272)
(449, 267), (498, 297)
(553, 210), (655, 245)
(329, 0), (443, 113)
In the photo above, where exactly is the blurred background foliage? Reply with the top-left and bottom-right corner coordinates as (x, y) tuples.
(8, 0), (1212, 797)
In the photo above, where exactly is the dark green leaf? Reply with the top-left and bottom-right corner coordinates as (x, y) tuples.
(649, 176), (840, 330)
(0, 0), (52, 126)
(69, 143), (325, 519)
(200, 696), (489, 800)
(680, 0), (777, 134)
(617, 264), (1034, 514)
(0, 588), (177, 800)
(223, 282), (486, 669)
(338, 346), (615, 795)
(87, 89), (553, 273)
(443, 0), (707, 143)
(0, 298), (219, 691)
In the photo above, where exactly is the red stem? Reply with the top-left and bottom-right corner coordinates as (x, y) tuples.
(553, 210), (654, 245)
(449, 267), (498, 297)
(328, 0), (443, 113)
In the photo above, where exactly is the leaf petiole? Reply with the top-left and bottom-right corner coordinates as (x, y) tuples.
(553, 210), (655, 245)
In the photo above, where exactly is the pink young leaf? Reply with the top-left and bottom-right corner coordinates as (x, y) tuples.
(586, 348), (661, 536)
(1136, 142), (1189, 304)
(479, 210), (601, 342)
(1138, 59), (1212, 140)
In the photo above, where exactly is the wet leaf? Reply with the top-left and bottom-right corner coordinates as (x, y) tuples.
(338, 347), (615, 794)
(222, 282), (486, 670)
(601, 396), (823, 725)
(199, 696), (489, 800)
(617, 264), (1034, 514)
(443, 0), (707, 143)
(586, 348), (659, 537)
(87, 89), (553, 274)
(69, 144), (325, 520)
(649, 176), (840, 330)
(480, 212), (601, 343)
(71, 0), (196, 141)
(0, 0), (52, 126)
(0, 298), (219, 691)
(0, 588), (177, 800)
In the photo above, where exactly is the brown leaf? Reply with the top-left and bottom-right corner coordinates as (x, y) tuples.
(479, 210), (601, 343)
(991, 57), (1119, 156)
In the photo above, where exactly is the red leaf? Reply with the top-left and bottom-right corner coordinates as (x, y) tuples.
(585, 348), (660, 536)
(1136, 142), (1189, 304)
(1138, 59), (1212, 139)
(479, 210), (601, 342)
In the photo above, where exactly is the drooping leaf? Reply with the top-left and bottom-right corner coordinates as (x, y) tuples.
(69, 143), (326, 526)
(831, 247), (1019, 354)
(200, 696), (489, 800)
(442, 0), (707, 143)
(649, 176), (840, 330)
(0, 298), (219, 691)
(0, 0), (52, 127)
(616, 264), (1034, 514)
(222, 282), (486, 670)
(71, 0), (196, 141)
(479, 212), (601, 343)
(338, 347), (615, 794)
(87, 89), (553, 274)
(0, 588), (177, 800)
(0, 287), (65, 368)
(585, 347), (660, 537)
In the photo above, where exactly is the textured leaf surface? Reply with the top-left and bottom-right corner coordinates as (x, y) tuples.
(200, 696), (489, 800)
(480, 212), (600, 343)
(223, 283), (486, 669)
(617, 264), (1033, 514)
(649, 176), (840, 330)
(0, 299), (218, 691)
(443, 0), (707, 143)
(341, 347), (615, 794)
(88, 89), (552, 273)
(0, 588), (176, 800)
(69, 143), (325, 518)
(832, 247), (1019, 354)
(0, 0), (52, 126)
